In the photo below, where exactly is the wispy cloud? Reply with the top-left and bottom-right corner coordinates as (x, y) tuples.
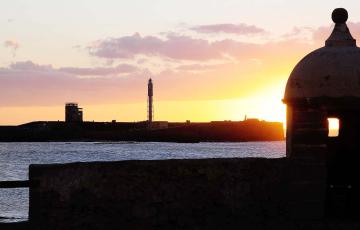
(313, 22), (360, 44)
(0, 61), (145, 106)
(4, 40), (19, 57)
(88, 33), (221, 61)
(190, 23), (265, 35)
(88, 31), (315, 64)
(281, 27), (315, 42)
(3, 22), (353, 107)
(176, 63), (228, 72)
(59, 64), (139, 76)
(7, 61), (139, 77)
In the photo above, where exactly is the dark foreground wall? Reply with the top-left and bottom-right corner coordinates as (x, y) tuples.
(28, 158), (333, 229)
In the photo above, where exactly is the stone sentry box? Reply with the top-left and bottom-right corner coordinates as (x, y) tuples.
(284, 8), (360, 218)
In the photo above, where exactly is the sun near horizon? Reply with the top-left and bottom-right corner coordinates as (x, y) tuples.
(2, 1), (360, 128)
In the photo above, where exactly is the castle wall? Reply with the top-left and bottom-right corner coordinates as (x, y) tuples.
(28, 158), (326, 229)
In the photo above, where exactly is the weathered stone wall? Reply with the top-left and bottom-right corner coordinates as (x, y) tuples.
(286, 105), (328, 160)
(28, 158), (327, 229)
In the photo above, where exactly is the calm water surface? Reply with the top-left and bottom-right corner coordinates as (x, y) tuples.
(0, 141), (285, 222)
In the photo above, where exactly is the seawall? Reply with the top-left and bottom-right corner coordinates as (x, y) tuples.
(27, 157), (336, 229)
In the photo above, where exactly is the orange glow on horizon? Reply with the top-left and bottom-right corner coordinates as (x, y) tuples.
(0, 95), (287, 126)
(0, 68), (289, 126)
(0, 75), (288, 126)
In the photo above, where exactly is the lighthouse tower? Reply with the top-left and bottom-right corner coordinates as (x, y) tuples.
(147, 78), (153, 123)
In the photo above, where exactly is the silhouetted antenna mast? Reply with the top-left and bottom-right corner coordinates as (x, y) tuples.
(147, 78), (154, 123)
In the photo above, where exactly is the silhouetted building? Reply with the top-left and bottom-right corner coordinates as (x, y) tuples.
(148, 121), (168, 130)
(284, 8), (360, 218)
(147, 79), (154, 123)
(65, 103), (83, 122)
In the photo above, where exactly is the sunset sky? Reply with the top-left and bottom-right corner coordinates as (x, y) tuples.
(1, 0), (360, 125)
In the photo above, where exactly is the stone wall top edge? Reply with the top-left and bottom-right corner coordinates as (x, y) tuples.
(29, 157), (287, 173)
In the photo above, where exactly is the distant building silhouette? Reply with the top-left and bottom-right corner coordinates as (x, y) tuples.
(147, 79), (154, 123)
(65, 103), (83, 122)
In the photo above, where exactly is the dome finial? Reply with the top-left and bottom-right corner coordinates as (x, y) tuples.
(332, 8), (348, 24)
(326, 8), (356, 47)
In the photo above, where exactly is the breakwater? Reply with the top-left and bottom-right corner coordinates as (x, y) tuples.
(0, 119), (284, 142)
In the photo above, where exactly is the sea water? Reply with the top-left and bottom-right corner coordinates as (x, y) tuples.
(0, 141), (285, 222)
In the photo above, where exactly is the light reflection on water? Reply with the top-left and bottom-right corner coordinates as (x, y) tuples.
(0, 141), (285, 222)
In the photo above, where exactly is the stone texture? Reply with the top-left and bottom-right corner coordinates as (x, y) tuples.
(27, 157), (331, 229)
